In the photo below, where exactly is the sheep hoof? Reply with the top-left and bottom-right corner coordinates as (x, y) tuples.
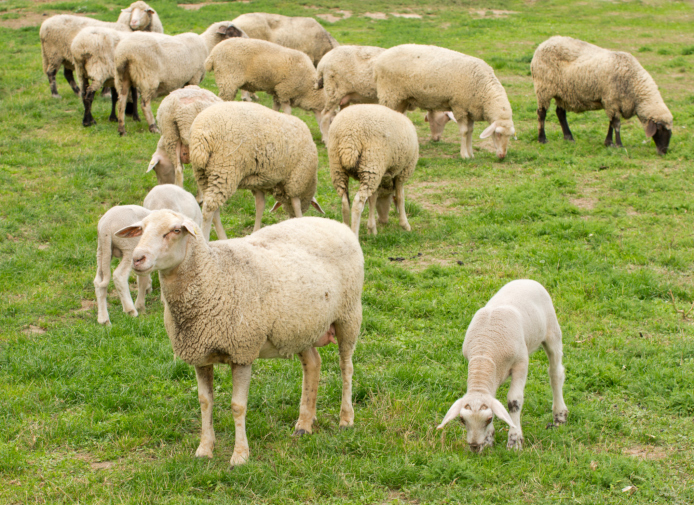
(83, 119), (96, 127)
(98, 318), (111, 326)
(292, 428), (312, 437)
(506, 436), (523, 450)
(229, 451), (249, 467)
(195, 446), (214, 459)
(149, 125), (161, 134)
(126, 308), (138, 317)
(52, 94), (62, 99)
(563, 135), (574, 142)
(109, 115), (117, 123)
(400, 223), (411, 232)
(119, 129), (126, 137)
(538, 137), (547, 144)
(553, 410), (568, 425)
(338, 424), (353, 431)
(545, 422), (557, 430)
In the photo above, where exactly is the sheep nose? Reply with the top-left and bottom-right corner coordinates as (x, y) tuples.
(469, 444), (482, 453)
(133, 254), (147, 267)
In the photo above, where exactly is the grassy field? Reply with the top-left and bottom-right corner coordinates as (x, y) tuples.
(2, 0), (694, 503)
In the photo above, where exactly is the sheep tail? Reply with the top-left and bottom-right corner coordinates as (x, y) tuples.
(315, 75), (324, 90)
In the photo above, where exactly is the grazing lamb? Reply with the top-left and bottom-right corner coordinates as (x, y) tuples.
(531, 36), (673, 155)
(206, 38), (327, 127)
(373, 44), (515, 160)
(437, 280), (568, 453)
(114, 22), (245, 136)
(94, 185), (202, 325)
(189, 101), (323, 240)
(230, 12), (339, 66)
(39, 1), (163, 98)
(116, 211), (363, 466)
(328, 104), (418, 238)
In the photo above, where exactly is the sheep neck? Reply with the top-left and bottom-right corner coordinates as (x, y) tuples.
(466, 355), (499, 395)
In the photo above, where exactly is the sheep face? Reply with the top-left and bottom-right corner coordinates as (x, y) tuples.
(645, 120), (672, 156)
(147, 148), (175, 185)
(424, 111), (455, 142)
(127, 6), (155, 31)
(116, 210), (199, 276)
(480, 120), (515, 160)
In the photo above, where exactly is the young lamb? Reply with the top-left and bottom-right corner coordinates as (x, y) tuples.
(189, 101), (323, 240)
(437, 280), (568, 453)
(328, 104), (418, 238)
(205, 38), (327, 128)
(230, 12), (339, 66)
(373, 44), (515, 160)
(531, 36), (673, 155)
(116, 211), (363, 466)
(94, 185), (202, 325)
(114, 22), (245, 136)
(39, 1), (163, 98)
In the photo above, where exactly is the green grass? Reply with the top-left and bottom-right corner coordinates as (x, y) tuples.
(1, 0), (694, 503)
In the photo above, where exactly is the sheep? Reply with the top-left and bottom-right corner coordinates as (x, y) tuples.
(94, 185), (202, 325)
(115, 211), (364, 466)
(437, 280), (568, 453)
(531, 36), (673, 155)
(230, 12), (339, 66)
(189, 101), (324, 240)
(39, 1), (163, 98)
(328, 104), (418, 238)
(373, 44), (515, 160)
(205, 38), (327, 128)
(114, 22), (245, 136)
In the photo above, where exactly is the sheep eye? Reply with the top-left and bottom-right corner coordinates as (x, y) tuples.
(173, 228), (181, 234)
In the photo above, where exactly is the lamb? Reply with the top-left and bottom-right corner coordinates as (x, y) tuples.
(205, 38), (327, 127)
(94, 185), (203, 325)
(437, 280), (568, 453)
(189, 101), (324, 240)
(115, 211), (363, 466)
(531, 36), (673, 155)
(114, 22), (245, 136)
(39, 1), (163, 98)
(373, 44), (515, 160)
(230, 12), (339, 66)
(328, 104), (418, 238)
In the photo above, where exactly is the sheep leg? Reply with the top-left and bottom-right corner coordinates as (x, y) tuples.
(229, 363), (252, 466)
(537, 107), (548, 144)
(94, 243), (112, 326)
(116, 77), (130, 136)
(341, 190), (351, 226)
(272, 97), (281, 111)
(47, 69), (60, 99)
(366, 193), (378, 235)
(610, 117), (623, 147)
(294, 347), (321, 436)
(556, 107), (574, 141)
(457, 116), (473, 159)
(506, 360), (528, 450)
(252, 190), (265, 232)
(134, 273), (149, 312)
(130, 88), (140, 122)
(543, 332), (568, 425)
(108, 87), (119, 123)
(141, 95), (160, 134)
(350, 186), (374, 237)
(82, 86), (97, 127)
(203, 207), (228, 241)
(290, 197), (303, 218)
(112, 254), (137, 317)
(395, 177), (411, 231)
(376, 192), (393, 224)
(64, 67), (80, 95)
(466, 118), (474, 158)
(194, 365), (215, 458)
(335, 320), (358, 428)
(281, 102), (292, 115)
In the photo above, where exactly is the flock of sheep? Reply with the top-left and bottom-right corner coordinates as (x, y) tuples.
(39, 2), (673, 466)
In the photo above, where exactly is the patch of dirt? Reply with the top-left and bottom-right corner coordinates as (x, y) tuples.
(407, 180), (456, 214)
(391, 12), (422, 19)
(317, 10), (351, 23)
(623, 445), (672, 460)
(470, 9), (518, 17)
(37, 244), (49, 250)
(91, 461), (115, 470)
(0, 11), (50, 29)
(440, 22), (451, 29)
(570, 197), (596, 210)
(364, 12), (388, 20)
(72, 300), (97, 313)
(22, 325), (46, 335)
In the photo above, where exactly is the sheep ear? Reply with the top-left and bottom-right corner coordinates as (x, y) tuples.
(446, 111), (456, 122)
(147, 155), (160, 173)
(146, 8), (155, 14)
(424, 114), (430, 123)
(311, 197), (325, 214)
(645, 120), (657, 138)
(181, 218), (198, 237)
(490, 398), (516, 429)
(121, 8), (132, 13)
(480, 122), (497, 139)
(270, 201), (282, 212)
(437, 398), (465, 429)
(116, 223), (143, 238)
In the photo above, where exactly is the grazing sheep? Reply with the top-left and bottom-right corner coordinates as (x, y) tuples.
(39, 1), (163, 98)
(437, 280), (568, 453)
(115, 211), (363, 466)
(206, 38), (327, 127)
(231, 12), (339, 66)
(94, 185), (202, 325)
(114, 22), (245, 136)
(425, 111), (457, 142)
(373, 44), (515, 160)
(189, 101), (323, 239)
(147, 86), (222, 190)
(531, 36), (673, 155)
(328, 104), (418, 238)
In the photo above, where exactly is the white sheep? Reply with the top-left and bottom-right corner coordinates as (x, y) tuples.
(437, 280), (568, 453)
(373, 44), (515, 160)
(115, 211), (363, 466)
(328, 104), (418, 238)
(114, 22), (245, 136)
(94, 185), (202, 325)
(531, 36), (673, 155)
(230, 12), (339, 66)
(39, 1), (163, 98)
(205, 38), (327, 127)
(189, 101), (323, 240)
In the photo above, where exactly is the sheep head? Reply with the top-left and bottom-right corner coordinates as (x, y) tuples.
(124, 2), (156, 31)
(480, 120), (515, 160)
(425, 111), (456, 142)
(645, 119), (672, 156)
(437, 392), (516, 454)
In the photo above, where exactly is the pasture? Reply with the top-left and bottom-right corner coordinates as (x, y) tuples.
(1, 0), (694, 502)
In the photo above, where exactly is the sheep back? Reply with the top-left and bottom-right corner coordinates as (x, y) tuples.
(71, 27), (130, 91)
(316, 45), (385, 104)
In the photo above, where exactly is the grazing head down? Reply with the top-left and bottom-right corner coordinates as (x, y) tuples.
(480, 119), (515, 160)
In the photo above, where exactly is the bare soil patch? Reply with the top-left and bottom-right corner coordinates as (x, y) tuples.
(391, 13), (422, 19)
(570, 197), (596, 210)
(72, 300), (97, 313)
(471, 9), (518, 18)
(22, 325), (46, 335)
(623, 445), (672, 460)
(317, 10), (351, 23)
(0, 11), (50, 29)
(364, 12), (388, 20)
(408, 180), (456, 214)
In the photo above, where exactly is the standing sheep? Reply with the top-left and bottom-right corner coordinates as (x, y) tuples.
(39, 1), (163, 98)
(437, 280), (569, 453)
(115, 211), (363, 466)
(531, 36), (673, 155)
(374, 44), (515, 160)
(205, 38), (327, 127)
(189, 101), (323, 240)
(114, 22), (245, 136)
(329, 104), (418, 238)
(231, 12), (339, 66)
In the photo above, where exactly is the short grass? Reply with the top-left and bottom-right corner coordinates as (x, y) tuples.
(2, 0), (694, 503)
